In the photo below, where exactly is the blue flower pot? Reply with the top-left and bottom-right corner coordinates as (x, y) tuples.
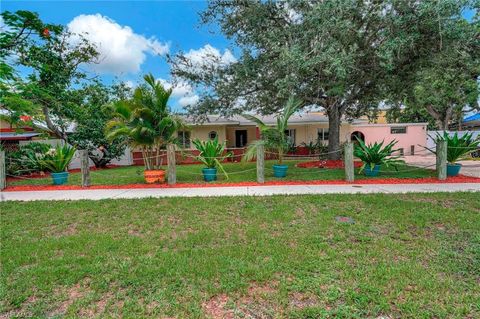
(202, 168), (217, 182)
(364, 164), (381, 177)
(273, 164), (288, 178)
(51, 171), (69, 185)
(447, 163), (462, 177)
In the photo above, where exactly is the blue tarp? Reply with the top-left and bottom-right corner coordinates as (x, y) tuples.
(464, 113), (480, 122)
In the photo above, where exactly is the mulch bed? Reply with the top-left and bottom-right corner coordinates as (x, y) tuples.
(296, 160), (363, 169)
(4, 175), (479, 192)
(6, 165), (121, 182)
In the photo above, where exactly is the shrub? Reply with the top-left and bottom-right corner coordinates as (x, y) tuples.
(5, 142), (51, 176)
(192, 137), (232, 177)
(39, 144), (76, 173)
(428, 132), (480, 164)
(354, 138), (404, 172)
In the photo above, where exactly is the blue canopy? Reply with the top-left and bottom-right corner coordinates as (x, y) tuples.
(464, 113), (480, 122)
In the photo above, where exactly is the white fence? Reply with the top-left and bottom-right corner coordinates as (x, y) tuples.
(18, 139), (133, 169)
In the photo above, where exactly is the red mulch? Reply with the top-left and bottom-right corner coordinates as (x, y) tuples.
(4, 175), (479, 192)
(296, 160), (363, 169)
(6, 165), (121, 182)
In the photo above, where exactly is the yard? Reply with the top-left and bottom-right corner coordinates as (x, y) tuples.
(7, 160), (436, 187)
(1, 193), (479, 318)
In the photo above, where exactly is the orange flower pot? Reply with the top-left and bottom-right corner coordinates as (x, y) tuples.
(144, 170), (166, 184)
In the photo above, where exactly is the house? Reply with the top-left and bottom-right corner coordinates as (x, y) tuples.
(0, 117), (44, 150)
(131, 113), (428, 165)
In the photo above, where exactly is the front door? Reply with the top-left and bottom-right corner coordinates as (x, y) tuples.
(235, 130), (248, 147)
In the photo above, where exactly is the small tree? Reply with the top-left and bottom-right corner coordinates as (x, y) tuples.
(106, 74), (185, 171)
(69, 81), (131, 168)
(243, 97), (302, 164)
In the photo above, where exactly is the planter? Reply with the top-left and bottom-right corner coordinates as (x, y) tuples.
(202, 168), (217, 182)
(51, 171), (69, 185)
(447, 163), (462, 177)
(144, 170), (165, 184)
(273, 164), (288, 178)
(364, 164), (381, 177)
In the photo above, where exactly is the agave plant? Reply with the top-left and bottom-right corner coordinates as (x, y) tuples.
(192, 137), (232, 177)
(353, 137), (404, 172)
(243, 96), (303, 164)
(426, 132), (480, 164)
(39, 144), (76, 173)
(106, 73), (185, 170)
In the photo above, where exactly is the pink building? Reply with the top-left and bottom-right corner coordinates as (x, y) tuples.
(349, 123), (428, 156)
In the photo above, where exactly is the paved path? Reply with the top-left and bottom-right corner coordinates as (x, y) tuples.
(1, 183), (479, 201)
(403, 155), (480, 178)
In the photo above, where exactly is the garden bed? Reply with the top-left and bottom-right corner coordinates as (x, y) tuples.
(296, 159), (363, 169)
(4, 175), (479, 192)
(6, 160), (476, 191)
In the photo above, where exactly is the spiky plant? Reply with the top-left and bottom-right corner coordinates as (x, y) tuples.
(39, 144), (76, 173)
(243, 96), (303, 164)
(353, 137), (404, 172)
(426, 132), (480, 164)
(192, 137), (232, 178)
(106, 73), (186, 170)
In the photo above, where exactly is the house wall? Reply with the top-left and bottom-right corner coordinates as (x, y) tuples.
(286, 123), (352, 145)
(351, 124), (427, 155)
(225, 126), (257, 148)
(186, 125), (227, 147)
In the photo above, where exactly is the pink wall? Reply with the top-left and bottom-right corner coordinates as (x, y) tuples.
(350, 124), (427, 155)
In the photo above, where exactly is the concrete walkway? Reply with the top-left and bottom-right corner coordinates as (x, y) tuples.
(403, 155), (480, 178)
(1, 183), (479, 201)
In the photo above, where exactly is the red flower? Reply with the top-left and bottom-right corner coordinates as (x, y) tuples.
(19, 115), (31, 122)
(42, 28), (50, 37)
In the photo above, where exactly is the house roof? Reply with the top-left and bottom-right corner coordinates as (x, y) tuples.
(0, 132), (40, 141)
(464, 113), (480, 123)
(183, 112), (364, 126)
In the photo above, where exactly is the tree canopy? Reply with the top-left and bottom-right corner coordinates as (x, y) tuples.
(170, 0), (480, 158)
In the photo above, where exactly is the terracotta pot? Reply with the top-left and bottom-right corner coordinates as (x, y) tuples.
(144, 170), (166, 184)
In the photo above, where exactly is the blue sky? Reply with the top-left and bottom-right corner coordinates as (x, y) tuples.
(1, 1), (233, 110)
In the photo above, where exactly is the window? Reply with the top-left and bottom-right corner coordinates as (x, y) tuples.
(391, 126), (407, 134)
(208, 131), (218, 140)
(284, 129), (296, 144)
(178, 131), (190, 148)
(317, 128), (329, 141)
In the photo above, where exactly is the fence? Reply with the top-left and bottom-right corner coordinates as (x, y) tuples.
(3, 140), (478, 190)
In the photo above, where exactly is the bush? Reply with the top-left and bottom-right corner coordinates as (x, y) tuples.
(39, 145), (76, 173)
(5, 142), (51, 176)
(353, 138), (404, 172)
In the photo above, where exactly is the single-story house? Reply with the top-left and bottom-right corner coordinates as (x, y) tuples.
(131, 113), (428, 164)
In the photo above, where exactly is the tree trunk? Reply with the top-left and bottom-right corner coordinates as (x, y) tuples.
(42, 105), (68, 142)
(326, 106), (342, 160)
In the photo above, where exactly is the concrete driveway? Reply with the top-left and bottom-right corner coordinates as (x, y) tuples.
(403, 155), (480, 178)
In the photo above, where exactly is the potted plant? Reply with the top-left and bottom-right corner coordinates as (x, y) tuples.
(107, 74), (185, 183)
(192, 137), (232, 182)
(39, 144), (76, 185)
(427, 132), (479, 176)
(353, 138), (403, 176)
(243, 96), (303, 178)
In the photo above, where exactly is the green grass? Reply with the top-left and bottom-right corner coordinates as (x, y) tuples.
(1, 193), (479, 318)
(8, 160), (435, 186)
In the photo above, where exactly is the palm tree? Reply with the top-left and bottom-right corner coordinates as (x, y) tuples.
(243, 96), (303, 165)
(106, 74), (185, 170)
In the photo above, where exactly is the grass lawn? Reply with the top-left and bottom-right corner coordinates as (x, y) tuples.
(1, 193), (479, 318)
(8, 160), (436, 187)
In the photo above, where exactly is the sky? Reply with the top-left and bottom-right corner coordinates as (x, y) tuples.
(1, 2), (477, 112)
(1, 0), (234, 111)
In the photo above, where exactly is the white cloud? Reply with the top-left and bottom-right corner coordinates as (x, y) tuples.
(180, 44), (236, 73)
(178, 95), (200, 107)
(67, 14), (169, 75)
(157, 79), (194, 98)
